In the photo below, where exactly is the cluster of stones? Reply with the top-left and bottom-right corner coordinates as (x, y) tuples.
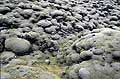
(0, 0), (120, 79)
(60, 28), (120, 79)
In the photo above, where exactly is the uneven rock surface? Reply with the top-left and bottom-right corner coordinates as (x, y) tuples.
(0, 0), (120, 79)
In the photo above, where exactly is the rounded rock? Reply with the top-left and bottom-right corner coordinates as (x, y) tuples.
(92, 48), (104, 55)
(37, 20), (52, 28)
(44, 26), (58, 34)
(80, 51), (93, 60)
(111, 62), (120, 71)
(112, 51), (120, 58)
(79, 68), (90, 79)
(0, 51), (15, 64)
(50, 10), (64, 17)
(45, 59), (50, 64)
(71, 53), (80, 62)
(109, 16), (118, 21)
(20, 9), (33, 19)
(0, 7), (11, 14)
(5, 37), (31, 55)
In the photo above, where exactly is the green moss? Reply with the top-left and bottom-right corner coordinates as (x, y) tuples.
(2, 63), (63, 79)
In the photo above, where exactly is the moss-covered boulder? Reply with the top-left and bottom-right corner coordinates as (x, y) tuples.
(5, 37), (31, 55)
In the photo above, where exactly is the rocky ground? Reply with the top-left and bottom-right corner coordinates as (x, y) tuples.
(0, 0), (120, 79)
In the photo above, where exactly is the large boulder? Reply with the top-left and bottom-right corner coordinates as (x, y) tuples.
(72, 28), (120, 53)
(5, 37), (31, 55)
(63, 28), (120, 79)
